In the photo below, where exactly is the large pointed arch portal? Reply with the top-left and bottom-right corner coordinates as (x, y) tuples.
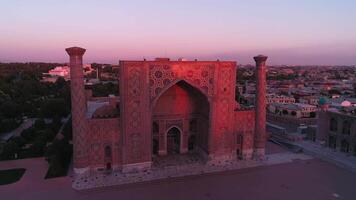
(151, 80), (210, 157)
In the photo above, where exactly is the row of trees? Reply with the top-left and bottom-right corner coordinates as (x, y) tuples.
(45, 119), (72, 178)
(0, 118), (61, 160)
(92, 82), (119, 97)
(0, 72), (71, 134)
(1, 116), (73, 178)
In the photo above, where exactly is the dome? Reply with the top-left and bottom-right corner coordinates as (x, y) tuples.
(341, 100), (351, 107)
(318, 97), (327, 105)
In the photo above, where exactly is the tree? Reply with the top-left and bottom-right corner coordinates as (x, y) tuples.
(62, 119), (72, 141)
(55, 77), (66, 89)
(41, 98), (69, 118)
(44, 139), (73, 178)
(21, 101), (37, 118)
(328, 89), (341, 95)
(310, 112), (316, 118)
(291, 111), (297, 116)
(0, 119), (19, 133)
(42, 128), (56, 141)
(0, 90), (10, 104)
(12, 136), (26, 148)
(49, 116), (62, 133)
(92, 82), (118, 97)
(1, 141), (20, 160)
(0, 101), (21, 118)
(20, 127), (36, 141)
(29, 135), (47, 156)
(34, 119), (46, 130)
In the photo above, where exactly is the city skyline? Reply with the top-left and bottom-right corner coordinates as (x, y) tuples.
(1, 0), (356, 65)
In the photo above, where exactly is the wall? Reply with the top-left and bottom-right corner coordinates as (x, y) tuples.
(234, 110), (255, 155)
(87, 118), (121, 169)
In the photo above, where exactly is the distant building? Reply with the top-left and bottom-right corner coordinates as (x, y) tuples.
(299, 96), (319, 105)
(236, 84), (244, 95)
(268, 103), (317, 118)
(317, 104), (356, 156)
(267, 102), (318, 129)
(82, 64), (93, 75)
(329, 97), (356, 108)
(241, 94), (256, 105)
(48, 66), (70, 77)
(245, 83), (256, 94)
(42, 65), (70, 83)
(42, 64), (93, 82)
(267, 94), (295, 104)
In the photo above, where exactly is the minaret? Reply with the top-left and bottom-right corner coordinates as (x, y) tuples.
(65, 47), (88, 174)
(316, 97), (329, 142)
(253, 55), (268, 159)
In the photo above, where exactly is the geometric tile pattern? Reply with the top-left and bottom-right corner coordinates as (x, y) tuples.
(209, 65), (236, 155)
(66, 47), (88, 168)
(149, 63), (215, 103)
(88, 118), (120, 167)
(126, 65), (145, 163)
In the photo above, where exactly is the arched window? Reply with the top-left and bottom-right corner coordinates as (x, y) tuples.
(152, 139), (159, 155)
(341, 140), (349, 153)
(167, 127), (181, 154)
(310, 112), (316, 118)
(188, 135), (196, 151)
(189, 119), (197, 132)
(152, 122), (159, 134)
(328, 136), (336, 149)
(342, 120), (351, 135)
(236, 134), (243, 144)
(104, 146), (112, 158)
(236, 134), (243, 159)
(282, 110), (288, 115)
(330, 118), (337, 132)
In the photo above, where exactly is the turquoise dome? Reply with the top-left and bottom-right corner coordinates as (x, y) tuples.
(318, 97), (327, 105)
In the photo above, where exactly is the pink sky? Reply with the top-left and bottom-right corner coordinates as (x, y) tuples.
(0, 0), (355, 65)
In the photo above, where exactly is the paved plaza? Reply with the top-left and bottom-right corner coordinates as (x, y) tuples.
(296, 140), (356, 173)
(72, 151), (312, 190)
(0, 143), (355, 200)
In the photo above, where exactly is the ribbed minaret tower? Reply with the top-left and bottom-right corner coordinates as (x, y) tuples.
(66, 47), (88, 174)
(253, 55), (268, 159)
(316, 98), (329, 142)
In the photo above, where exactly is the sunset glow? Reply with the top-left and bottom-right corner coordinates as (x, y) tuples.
(1, 0), (356, 64)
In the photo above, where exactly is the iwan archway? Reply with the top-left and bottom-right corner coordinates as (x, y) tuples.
(151, 80), (210, 157)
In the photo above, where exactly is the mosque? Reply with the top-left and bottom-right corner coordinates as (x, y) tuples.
(65, 47), (268, 176)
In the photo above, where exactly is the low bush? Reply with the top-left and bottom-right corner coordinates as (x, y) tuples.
(0, 168), (26, 185)
(45, 139), (72, 178)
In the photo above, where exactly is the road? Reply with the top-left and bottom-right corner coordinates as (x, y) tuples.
(0, 118), (36, 142)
